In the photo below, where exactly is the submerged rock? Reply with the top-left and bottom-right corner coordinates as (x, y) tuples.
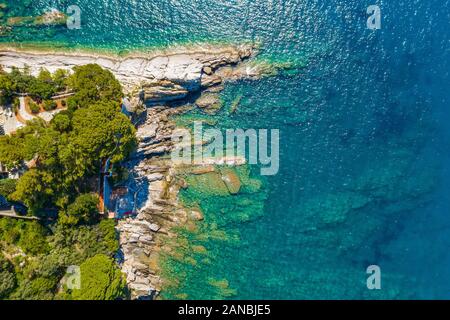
(220, 168), (241, 195)
(34, 9), (67, 26)
(115, 105), (194, 300)
(186, 172), (230, 196)
(6, 9), (67, 27)
(0, 25), (11, 36)
(195, 92), (223, 114)
(189, 208), (205, 221)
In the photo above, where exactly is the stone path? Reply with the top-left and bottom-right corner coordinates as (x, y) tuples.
(18, 96), (35, 122)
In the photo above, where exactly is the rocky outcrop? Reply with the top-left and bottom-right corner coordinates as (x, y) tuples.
(116, 106), (190, 299)
(117, 101), (250, 299)
(142, 80), (190, 103)
(221, 168), (242, 195)
(0, 44), (263, 109)
(195, 92), (223, 114)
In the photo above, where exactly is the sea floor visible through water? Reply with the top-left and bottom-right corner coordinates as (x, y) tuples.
(1, 0), (450, 299)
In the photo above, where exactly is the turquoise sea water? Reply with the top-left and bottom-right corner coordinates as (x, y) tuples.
(2, 0), (450, 299)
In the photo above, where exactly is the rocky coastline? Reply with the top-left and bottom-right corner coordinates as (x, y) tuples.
(0, 44), (265, 299)
(115, 45), (261, 299)
(0, 44), (269, 108)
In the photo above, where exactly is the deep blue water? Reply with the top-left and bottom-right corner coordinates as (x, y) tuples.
(2, 0), (450, 299)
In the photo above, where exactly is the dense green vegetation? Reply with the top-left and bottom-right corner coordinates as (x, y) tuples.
(59, 193), (100, 226)
(0, 252), (16, 299)
(66, 64), (123, 109)
(72, 254), (127, 300)
(0, 218), (122, 300)
(0, 66), (136, 215)
(43, 99), (57, 111)
(0, 66), (69, 104)
(0, 64), (135, 300)
(0, 178), (16, 199)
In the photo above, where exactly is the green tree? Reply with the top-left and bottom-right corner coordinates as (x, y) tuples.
(51, 112), (71, 132)
(37, 68), (52, 83)
(0, 134), (26, 168)
(67, 64), (122, 108)
(72, 254), (126, 300)
(17, 221), (49, 255)
(0, 253), (16, 299)
(28, 69), (56, 100)
(8, 67), (35, 94)
(0, 118), (48, 169)
(0, 71), (14, 102)
(52, 69), (69, 92)
(10, 277), (56, 300)
(59, 193), (99, 226)
(11, 169), (55, 214)
(0, 178), (17, 200)
(70, 101), (136, 165)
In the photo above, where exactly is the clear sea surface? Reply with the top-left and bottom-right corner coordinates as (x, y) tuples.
(2, 0), (450, 299)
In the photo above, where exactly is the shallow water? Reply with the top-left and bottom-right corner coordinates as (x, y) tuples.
(2, 0), (450, 299)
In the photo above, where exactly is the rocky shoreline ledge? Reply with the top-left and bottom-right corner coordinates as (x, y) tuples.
(0, 44), (265, 299)
(0, 44), (272, 108)
(115, 45), (261, 299)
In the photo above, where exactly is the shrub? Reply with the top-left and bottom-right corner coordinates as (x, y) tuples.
(0, 218), (22, 245)
(0, 270), (16, 299)
(29, 101), (40, 114)
(61, 99), (67, 107)
(98, 219), (119, 254)
(0, 95), (9, 107)
(12, 98), (19, 113)
(43, 99), (57, 111)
